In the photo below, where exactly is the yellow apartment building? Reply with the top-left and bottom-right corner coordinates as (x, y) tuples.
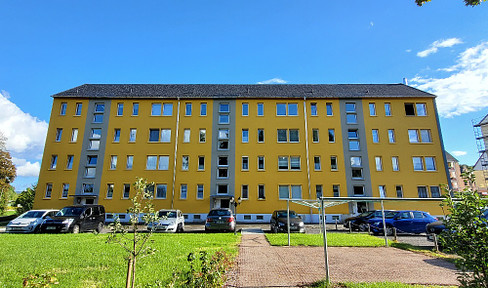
(33, 84), (450, 223)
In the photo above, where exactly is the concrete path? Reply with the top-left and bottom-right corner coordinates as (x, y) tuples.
(226, 229), (459, 288)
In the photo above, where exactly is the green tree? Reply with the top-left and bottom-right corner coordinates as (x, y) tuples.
(15, 185), (36, 215)
(0, 132), (16, 215)
(107, 178), (160, 288)
(416, 0), (486, 6)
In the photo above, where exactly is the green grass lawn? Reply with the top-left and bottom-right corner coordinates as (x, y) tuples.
(0, 233), (239, 287)
(310, 281), (457, 288)
(266, 232), (390, 247)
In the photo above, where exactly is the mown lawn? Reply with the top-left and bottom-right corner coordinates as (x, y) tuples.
(0, 233), (239, 287)
(266, 233), (390, 247)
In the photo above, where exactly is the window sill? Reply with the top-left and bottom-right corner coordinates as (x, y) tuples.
(257, 198), (266, 201)
(43, 198), (52, 200)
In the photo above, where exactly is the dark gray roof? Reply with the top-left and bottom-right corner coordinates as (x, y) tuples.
(475, 113), (488, 127)
(445, 151), (458, 163)
(52, 84), (436, 99)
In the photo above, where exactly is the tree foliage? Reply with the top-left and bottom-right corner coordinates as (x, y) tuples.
(0, 132), (16, 214)
(15, 185), (36, 215)
(416, 0), (486, 6)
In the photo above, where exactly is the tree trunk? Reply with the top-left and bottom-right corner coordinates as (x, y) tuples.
(131, 256), (137, 288)
(126, 257), (133, 288)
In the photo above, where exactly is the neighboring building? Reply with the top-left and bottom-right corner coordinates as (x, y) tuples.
(445, 151), (465, 192)
(33, 84), (450, 222)
(473, 114), (488, 195)
(473, 153), (488, 194)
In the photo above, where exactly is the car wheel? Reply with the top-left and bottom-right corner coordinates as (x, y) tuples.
(272, 225), (278, 233)
(358, 223), (369, 232)
(96, 222), (104, 233)
(33, 225), (41, 233)
(177, 223), (183, 233)
(72, 224), (80, 234)
(385, 226), (394, 236)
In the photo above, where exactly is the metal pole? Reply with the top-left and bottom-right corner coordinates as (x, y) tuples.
(381, 200), (388, 247)
(321, 198), (330, 285)
(287, 199), (291, 246)
(234, 203), (237, 236)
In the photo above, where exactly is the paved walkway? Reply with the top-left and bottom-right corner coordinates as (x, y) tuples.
(226, 229), (459, 288)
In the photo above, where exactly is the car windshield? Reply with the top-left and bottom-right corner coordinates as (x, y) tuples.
(372, 211), (396, 218)
(277, 211), (298, 218)
(208, 210), (231, 217)
(56, 207), (84, 217)
(20, 211), (45, 219)
(359, 211), (374, 218)
(158, 211), (177, 218)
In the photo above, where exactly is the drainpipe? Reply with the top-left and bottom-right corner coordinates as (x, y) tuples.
(303, 97), (313, 222)
(171, 98), (181, 209)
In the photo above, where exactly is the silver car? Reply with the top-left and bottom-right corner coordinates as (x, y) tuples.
(147, 209), (185, 233)
(6, 210), (58, 233)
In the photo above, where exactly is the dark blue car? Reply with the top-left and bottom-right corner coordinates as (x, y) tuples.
(368, 210), (437, 235)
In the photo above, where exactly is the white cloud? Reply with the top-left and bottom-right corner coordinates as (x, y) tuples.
(257, 78), (287, 84)
(411, 42), (488, 118)
(451, 151), (467, 157)
(406, 49), (412, 53)
(370, 21), (374, 27)
(12, 157), (41, 177)
(0, 91), (48, 158)
(417, 38), (463, 58)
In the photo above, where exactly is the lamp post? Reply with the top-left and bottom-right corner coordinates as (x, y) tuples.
(232, 197), (242, 235)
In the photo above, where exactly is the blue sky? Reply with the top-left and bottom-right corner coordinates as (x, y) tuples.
(1, 0), (487, 191)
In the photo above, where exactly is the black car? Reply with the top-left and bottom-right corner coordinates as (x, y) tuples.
(41, 205), (105, 233)
(270, 210), (305, 233)
(205, 208), (236, 232)
(344, 210), (395, 232)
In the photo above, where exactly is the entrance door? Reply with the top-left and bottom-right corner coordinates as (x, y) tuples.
(220, 199), (230, 209)
(356, 202), (367, 213)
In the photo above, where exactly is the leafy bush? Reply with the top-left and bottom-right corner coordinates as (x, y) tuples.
(177, 249), (233, 288)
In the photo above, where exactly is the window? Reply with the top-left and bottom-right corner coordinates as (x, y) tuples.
(369, 103), (376, 116)
(328, 129), (335, 143)
(60, 103), (67, 115)
(346, 114), (357, 124)
(146, 156), (157, 170)
(94, 103), (105, 113)
(333, 185), (340, 197)
(278, 156), (288, 170)
(110, 156), (117, 169)
(311, 103), (318, 116)
(242, 103), (249, 116)
(71, 128), (78, 142)
(312, 129), (319, 143)
(198, 156), (205, 170)
(242, 129), (249, 143)
(379, 185), (386, 198)
(385, 103), (392, 116)
(129, 129), (137, 142)
(45, 183), (52, 198)
(353, 186), (364, 196)
(117, 103), (124, 116)
(106, 184), (114, 198)
(418, 186), (428, 198)
(349, 140), (360, 151)
(277, 129), (287, 142)
(132, 103), (139, 116)
(242, 156), (249, 170)
(93, 113), (103, 123)
(290, 156), (300, 170)
(199, 129), (206, 143)
(182, 156), (189, 171)
(149, 129), (159, 142)
(372, 129), (379, 143)
(289, 129), (299, 142)
(257, 103), (264, 116)
(420, 130), (432, 143)
(55, 128), (63, 142)
(279, 185), (290, 199)
(314, 156), (321, 171)
(396, 186), (403, 198)
(431, 186), (441, 197)
(163, 103), (173, 116)
(180, 184), (187, 199)
(345, 103), (356, 112)
(91, 128), (102, 139)
(258, 129), (265, 143)
(185, 103), (192, 116)
(219, 103), (229, 113)
(123, 184), (130, 199)
(218, 140), (229, 150)
(241, 185), (249, 199)
(288, 103), (298, 116)
(158, 156), (169, 170)
(388, 129), (395, 143)
(113, 129), (120, 142)
(85, 167), (96, 177)
(348, 129), (358, 139)
(330, 156), (338, 170)
(351, 156), (362, 167)
(89, 140), (100, 150)
(126, 155), (133, 170)
(87, 155), (98, 166)
(276, 103), (286, 116)
(425, 157), (436, 171)
(279, 185), (302, 199)
(258, 185), (265, 199)
(151, 103), (161, 116)
(352, 168), (363, 179)
(405, 103), (415, 116)
(156, 184), (167, 199)
(416, 103), (427, 116)
(218, 185), (228, 194)
(408, 130), (419, 143)
(218, 167), (228, 178)
(392, 156), (399, 171)
(62, 183), (69, 198)
(412, 157), (424, 171)
(66, 155), (74, 169)
(219, 114), (229, 124)
(218, 129), (229, 139)
(183, 129), (191, 143)
(200, 103), (207, 116)
(161, 129), (171, 142)
(50, 155), (58, 169)
(316, 185), (323, 198)
(82, 183), (94, 194)
(219, 156), (228, 166)
(326, 103), (333, 116)
(197, 184), (204, 199)
(276, 103), (298, 116)
(405, 103), (427, 116)
(375, 156), (383, 171)
(75, 103), (82, 116)
(218, 129), (229, 150)
(258, 156), (265, 170)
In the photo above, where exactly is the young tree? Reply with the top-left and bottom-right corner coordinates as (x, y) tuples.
(0, 132), (16, 214)
(15, 185), (36, 215)
(107, 178), (160, 288)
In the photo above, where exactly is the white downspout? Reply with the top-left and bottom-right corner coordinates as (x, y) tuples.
(171, 98), (181, 209)
(303, 97), (313, 222)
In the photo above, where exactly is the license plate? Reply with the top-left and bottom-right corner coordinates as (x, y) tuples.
(46, 226), (56, 230)
(217, 220), (225, 224)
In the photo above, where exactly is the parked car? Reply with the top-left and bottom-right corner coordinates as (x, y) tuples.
(270, 210), (305, 233)
(5, 210), (58, 233)
(147, 209), (185, 232)
(41, 205), (105, 233)
(205, 208), (235, 232)
(344, 210), (396, 231)
(369, 210), (437, 235)
(426, 209), (488, 242)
